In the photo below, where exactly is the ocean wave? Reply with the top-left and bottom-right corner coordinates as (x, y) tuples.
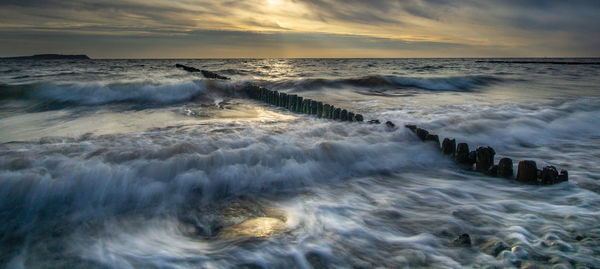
(1, 98), (599, 268)
(0, 80), (212, 105)
(266, 75), (501, 92)
(0, 122), (447, 236)
(394, 98), (600, 152)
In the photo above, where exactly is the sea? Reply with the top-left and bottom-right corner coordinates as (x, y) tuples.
(0, 58), (599, 268)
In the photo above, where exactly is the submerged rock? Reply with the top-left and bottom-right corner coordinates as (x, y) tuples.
(220, 217), (286, 239)
(209, 198), (287, 239)
(385, 121), (396, 128)
(510, 245), (529, 259)
(497, 158), (514, 178)
(482, 240), (509, 257)
(452, 233), (472, 247)
(521, 262), (536, 269)
(517, 160), (538, 183)
(368, 119), (380, 124)
(239, 263), (265, 269)
(441, 138), (456, 155)
(305, 252), (330, 269)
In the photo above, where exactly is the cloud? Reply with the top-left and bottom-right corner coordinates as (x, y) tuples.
(0, 0), (598, 57)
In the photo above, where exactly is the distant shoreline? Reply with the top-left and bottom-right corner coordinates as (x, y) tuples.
(1, 54), (90, 60)
(1, 55), (599, 62)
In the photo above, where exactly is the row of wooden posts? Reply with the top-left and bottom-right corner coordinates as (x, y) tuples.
(178, 64), (569, 186)
(241, 82), (568, 186)
(405, 125), (568, 185)
(243, 84), (364, 122)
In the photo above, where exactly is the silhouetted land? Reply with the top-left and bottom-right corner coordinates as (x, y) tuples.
(1, 54), (90, 60)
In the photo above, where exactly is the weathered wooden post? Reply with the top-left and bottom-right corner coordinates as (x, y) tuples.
(280, 92), (287, 108)
(516, 160), (537, 183)
(333, 108), (341, 120)
(296, 97), (303, 113)
(354, 114), (364, 122)
(558, 170), (568, 182)
(497, 158), (513, 178)
(540, 166), (558, 185)
(317, 102), (323, 118)
(476, 146), (495, 172)
(425, 134), (440, 148)
(456, 143), (471, 165)
(416, 128), (429, 141)
(288, 95), (296, 111)
(442, 138), (456, 155)
(302, 99), (308, 114)
(341, 109), (348, 121)
(323, 104), (331, 119)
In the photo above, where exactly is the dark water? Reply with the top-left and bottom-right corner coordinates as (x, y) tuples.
(1, 58), (599, 268)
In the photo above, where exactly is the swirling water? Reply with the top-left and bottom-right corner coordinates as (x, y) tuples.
(1, 58), (599, 268)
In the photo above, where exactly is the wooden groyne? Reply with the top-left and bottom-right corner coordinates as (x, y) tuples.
(175, 64), (230, 80)
(405, 125), (569, 185)
(177, 64), (569, 185)
(177, 63), (364, 121)
(242, 84), (364, 122)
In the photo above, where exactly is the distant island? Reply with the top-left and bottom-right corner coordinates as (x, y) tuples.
(1, 54), (91, 60)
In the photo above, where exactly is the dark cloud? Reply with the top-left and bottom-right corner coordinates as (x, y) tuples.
(0, 28), (469, 58)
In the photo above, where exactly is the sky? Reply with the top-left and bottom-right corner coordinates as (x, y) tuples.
(1, 0), (599, 58)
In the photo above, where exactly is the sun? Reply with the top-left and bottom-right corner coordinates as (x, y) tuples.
(267, 0), (281, 6)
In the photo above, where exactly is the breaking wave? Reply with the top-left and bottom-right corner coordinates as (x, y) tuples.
(0, 121), (447, 242)
(266, 75), (501, 92)
(0, 80), (215, 105)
